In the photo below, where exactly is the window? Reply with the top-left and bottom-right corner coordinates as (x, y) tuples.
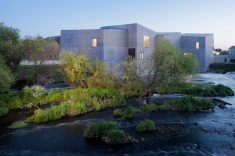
(140, 52), (144, 60)
(184, 53), (192, 56)
(92, 39), (97, 47)
(196, 42), (200, 49)
(144, 36), (150, 48)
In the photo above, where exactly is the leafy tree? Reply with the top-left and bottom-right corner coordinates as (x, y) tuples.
(0, 23), (21, 71)
(0, 55), (14, 92)
(88, 61), (118, 89)
(145, 38), (198, 90)
(60, 52), (93, 87)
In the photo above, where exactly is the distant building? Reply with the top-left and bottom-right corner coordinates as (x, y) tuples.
(60, 23), (214, 73)
(228, 46), (235, 61)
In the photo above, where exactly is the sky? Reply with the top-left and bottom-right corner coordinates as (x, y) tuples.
(1, 0), (235, 49)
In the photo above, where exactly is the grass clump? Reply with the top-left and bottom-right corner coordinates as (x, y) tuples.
(122, 106), (135, 120)
(105, 129), (127, 145)
(8, 121), (28, 129)
(0, 106), (9, 117)
(27, 104), (67, 123)
(170, 96), (215, 111)
(113, 108), (123, 117)
(84, 122), (119, 138)
(136, 119), (156, 133)
(66, 102), (91, 116)
(141, 104), (157, 113)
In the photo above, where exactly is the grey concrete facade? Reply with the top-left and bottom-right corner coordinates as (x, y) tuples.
(60, 23), (214, 73)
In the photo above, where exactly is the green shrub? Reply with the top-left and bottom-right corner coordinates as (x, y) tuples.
(156, 104), (170, 111)
(8, 121), (28, 129)
(122, 106), (135, 120)
(105, 129), (127, 145)
(170, 96), (215, 111)
(113, 108), (123, 117)
(0, 106), (9, 117)
(208, 63), (235, 74)
(136, 119), (156, 133)
(28, 104), (67, 123)
(84, 122), (119, 138)
(23, 85), (46, 98)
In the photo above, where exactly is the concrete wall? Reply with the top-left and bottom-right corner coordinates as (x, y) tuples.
(214, 55), (228, 63)
(181, 34), (214, 72)
(156, 32), (181, 49)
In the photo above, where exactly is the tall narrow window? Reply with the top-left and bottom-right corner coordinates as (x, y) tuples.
(144, 36), (150, 48)
(196, 42), (200, 49)
(92, 39), (97, 47)
(140, 52), (144, 60)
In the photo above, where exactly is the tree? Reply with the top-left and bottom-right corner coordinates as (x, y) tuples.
(0, 54), (14, 92)
(60, 52), (93, 87)
(88, 61), (118, 89)
(145, 38), (199, 90)
(0, 23), (21, 71)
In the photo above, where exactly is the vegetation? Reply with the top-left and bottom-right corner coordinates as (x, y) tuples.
(141, 104), (157, 113)
(170, 96), (215, 111)
(113, 108), (123, 117)
(136, 119), (156, 133)
(122, 106), (135, 120)
(8, 120), (28, 129)
(60, 53), (93, 87)
(84, 122), (119, 138)
(0, 56), (14, 92)
(155, 82), (234, 97)
(0, 106), (9, 117)
(208, 63), (235, 74)
(105, 129), (127, 145)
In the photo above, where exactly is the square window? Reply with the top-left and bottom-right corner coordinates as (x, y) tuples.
(140, 52), (144, 60)
(196, 42), (200, 49)
(144, 36), (150, 48)
(92, 39), (97, 47)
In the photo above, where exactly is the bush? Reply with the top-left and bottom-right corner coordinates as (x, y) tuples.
(105, 129), (127, 145)
(170, 96), (215, 111)
(0, 106), (9, 117)
(23, 85), (46, 98)
(122, 106), (135, 120)
(84, 122), (119, 139)
(28, 104), (67, 123)
(136, 119), (156, 133)
(208, 63), (235, 74)
(8, 120), (28, 129)
(156, 104), (170, 111)
(113, 108), (123, 117)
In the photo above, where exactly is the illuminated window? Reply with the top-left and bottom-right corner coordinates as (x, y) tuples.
(196, 42), (200, 49)
(140, 52), (144, 60)
(92, 39), (97, 47)
(144, 36), (150, 48)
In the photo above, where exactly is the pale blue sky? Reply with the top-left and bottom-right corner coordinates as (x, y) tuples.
(1, 0), (235, 49)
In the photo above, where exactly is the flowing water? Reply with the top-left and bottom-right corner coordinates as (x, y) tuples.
(0, 73), (235, 156)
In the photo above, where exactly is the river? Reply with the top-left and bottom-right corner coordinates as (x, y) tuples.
(0, 73), (235, 156)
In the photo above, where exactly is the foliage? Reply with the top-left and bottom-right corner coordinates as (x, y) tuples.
(170, 96), (215, 111)
(0, 22), (21, 71)
(121, 57), (145, 97)
(113, 108), (123, 117)
(65, 101), (91, 116)
(145, 38), (198, 90)
(88, 61), (118, 89)
(155, 82), (234, 97)
(27, 104), (67, 123)
(208, 63), (235, 74)
(8, 120), (28, 129)
(60, 52), (93, 86)
(122, 106), (135, 120)
(23, 85), (46, 98)
(0, 106), (9, 117)
(105, 129), (127, 145)
(84, 122), (119, 138)
(0, 55), (14, 92)
(136, 119), (156, 133)
(156, 104), (170, 111)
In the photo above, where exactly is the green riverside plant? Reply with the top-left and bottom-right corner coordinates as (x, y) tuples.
(136, 119), (156, 133)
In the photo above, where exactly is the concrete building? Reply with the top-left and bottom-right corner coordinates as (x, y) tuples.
(60, 23), (214, 73)
(228, 46), (235, 61)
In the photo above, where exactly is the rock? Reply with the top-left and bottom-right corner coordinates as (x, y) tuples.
(212, 98), (232, 109)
